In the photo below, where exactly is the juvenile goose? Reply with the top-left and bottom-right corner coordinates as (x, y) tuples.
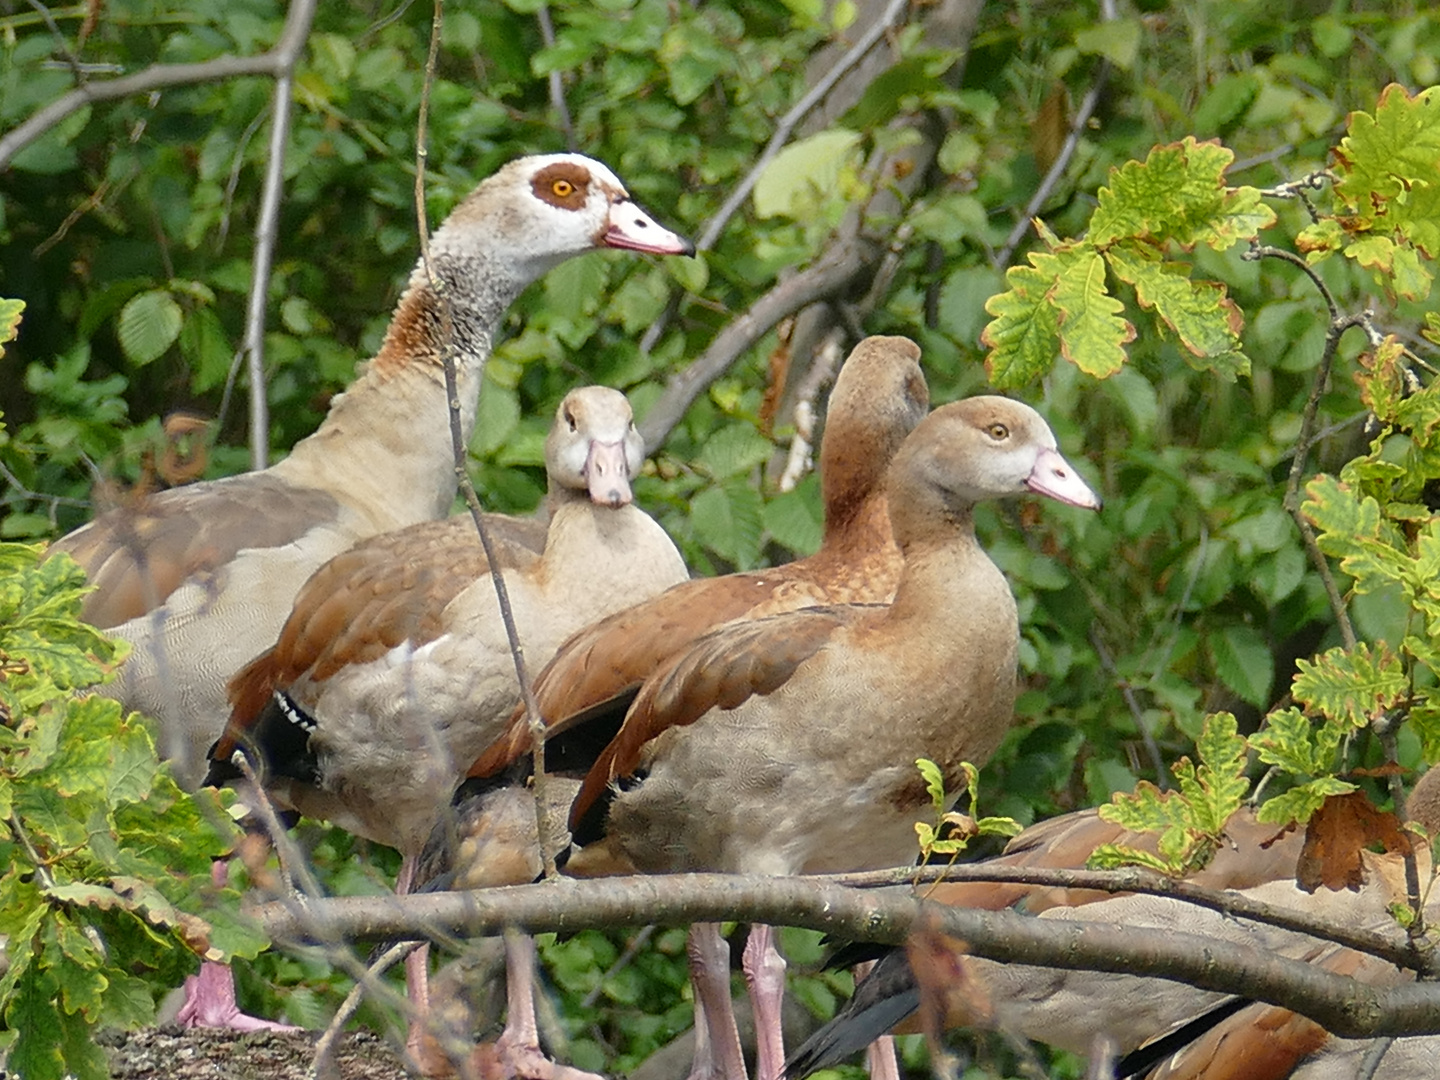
(415, 335), (928, 1080)
(560, 397), (1100, 1080)
(48, 153), (690, 1031)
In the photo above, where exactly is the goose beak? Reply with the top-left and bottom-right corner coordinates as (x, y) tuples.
(603, 200), (695, 256)
(585, 440), (635, 508)
(1026, 447), (1102, 510)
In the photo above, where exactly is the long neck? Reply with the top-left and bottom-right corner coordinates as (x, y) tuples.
(272, 242), (530, 531)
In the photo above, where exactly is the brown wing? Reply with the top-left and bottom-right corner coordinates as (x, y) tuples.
(925, 807), (1303, 915)
(217, 517), (535, 754)
(1141, 946), (1388, 1080)
(466, 570), (797, 778)
(567, 606), (864, 832)
(50, 474), (341, 630)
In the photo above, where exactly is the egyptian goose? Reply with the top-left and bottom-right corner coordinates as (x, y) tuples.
(465, 334), (931, 786)
(208, 385), (688, 1070)
(787, 773), (1440, 1080)
(553, 397), (1100, 1080)
(47, 153), (691, 1032)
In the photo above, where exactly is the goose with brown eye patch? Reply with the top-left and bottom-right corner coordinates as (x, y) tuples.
(47, 152), (691, 1039)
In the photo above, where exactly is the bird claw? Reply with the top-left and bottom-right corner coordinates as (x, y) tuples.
(175, 960), (302, 1033)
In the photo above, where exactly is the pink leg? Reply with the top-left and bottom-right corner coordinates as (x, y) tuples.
(175, 860), (301, 1032)
(854, 962), (901, 1080)
(687, 922), (748, 1080)
(486, 932), (607, 1080)
(865, 1035), (901, 1080)
(742, 925), (787, 1080)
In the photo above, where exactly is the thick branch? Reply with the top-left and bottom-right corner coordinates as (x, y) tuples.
(253, 874), (1440, 1040)
(0, 0), (318, 172)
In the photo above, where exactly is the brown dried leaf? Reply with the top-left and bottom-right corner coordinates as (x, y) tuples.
(1298, 791), (1410, 892)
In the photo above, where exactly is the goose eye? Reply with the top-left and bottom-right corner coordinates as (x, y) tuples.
(552, 179), (575, 198)
(564, 409), (578, 432)
(986, 422), (1010, 440)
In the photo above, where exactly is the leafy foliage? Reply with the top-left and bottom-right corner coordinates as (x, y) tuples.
(913, 759), (1021, 866)
(0, 543), (254, 1080)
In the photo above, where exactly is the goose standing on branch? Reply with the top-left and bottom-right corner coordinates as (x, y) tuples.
(208, 385), (689, 1070)
(47, 153), (692, 1031)
(562, 397), (1100, 1080)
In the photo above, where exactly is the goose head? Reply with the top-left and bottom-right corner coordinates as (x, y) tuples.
(887, 396), (1101, 543)
(544, 386), (646, 508)
(436, 153), (693, 289)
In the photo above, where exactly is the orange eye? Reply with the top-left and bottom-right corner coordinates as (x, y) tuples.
(987, 423), (1009, 440)
(552, 179), (575, 198)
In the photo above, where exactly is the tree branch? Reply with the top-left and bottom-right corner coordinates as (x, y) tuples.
(253, 873), (1440, 1040)
(637, 231), (872, 450)
(0, 0), (318, 172)
(240, 0), (317, 469)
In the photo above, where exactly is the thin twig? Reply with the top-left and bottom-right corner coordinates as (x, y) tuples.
(693, 0), (907, 255)
(0, 0), (319, 170)
(1088, 625), (1168, 787)
(1245, 241), (1363, 650)
(240, 0), (316, 470)
(1376, 717), (1425, 939)
(1356, 1035), (1396, 1080)
(993, 60), (1110, 270)
(536, 5), (574, 150)
(410, 0), (560, 879)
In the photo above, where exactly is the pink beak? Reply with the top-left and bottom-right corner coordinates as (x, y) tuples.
(603, 200), (695, 256)
(1026, 447), (1102, 510)
(586, 440), (634, 508)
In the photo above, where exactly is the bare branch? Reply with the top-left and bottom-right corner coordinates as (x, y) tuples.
(0, 0), (319, 171)
(253, 873), (1440, 1040)
(241, 0), (317, 469)
(692, 0), (908, 255)
(536, 6), (575, 151)
(1245, 241), (1367, 650)
(637, 230), (872, 450)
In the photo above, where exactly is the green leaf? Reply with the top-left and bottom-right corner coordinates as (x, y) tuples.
(1210, 625), (1272, 707)
(761, 477), (823, 556)
(689, 479), (765, 569)
(1074, 18), (1141, 69)
(982, 263), (1062, 387)
(1256, 776), (1357, 826)
(1302, 474), (1409, 593)
(1089, 137), (1273, 251)
(916, 758), (946, 814)
(695, 423), (774, 479)
(1333, 84), (1440, 225)
(1046, 246), (1135, 378)
(116, 290), (183, 367)
(1105, 248), (1248, 377)
(1290, 644), (1406, 729)
(752, 130), (861, 219)
(0, 298), (24, 356)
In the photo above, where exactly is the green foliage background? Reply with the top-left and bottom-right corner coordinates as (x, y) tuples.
(2, 0), (1440, 1077)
